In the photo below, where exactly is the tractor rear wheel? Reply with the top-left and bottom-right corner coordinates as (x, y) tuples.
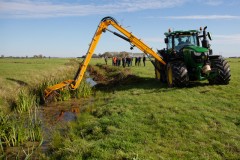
(208, 57), (231, 85)
(166, 61), (189, 87)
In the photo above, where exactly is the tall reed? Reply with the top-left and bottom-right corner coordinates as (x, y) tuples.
(72, 80), (92, 99)
(0, 107), (42, 148)
(27, 105), (42, 142)
(15, 89), (36, 114)
(1, 89), (42, 159)
(37, 77), (93, 103)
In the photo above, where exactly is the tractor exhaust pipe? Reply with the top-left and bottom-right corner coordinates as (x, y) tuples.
(202, 26), (209, 49)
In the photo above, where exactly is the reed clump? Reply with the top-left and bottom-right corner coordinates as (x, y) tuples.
(36, 78), (93, 103)
(72, 80), (92, 99)
(0, 90), (42, 158)
(15, 89), (36, 114)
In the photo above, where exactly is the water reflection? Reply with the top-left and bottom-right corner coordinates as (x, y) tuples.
(86, 72), (97, 86)
(86, 77), (97, 86)
(56, 107), (80, 121)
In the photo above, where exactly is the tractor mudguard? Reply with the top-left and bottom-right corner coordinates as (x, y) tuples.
(209, 55), (221, 60)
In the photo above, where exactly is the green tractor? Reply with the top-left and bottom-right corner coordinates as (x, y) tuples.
(155, 26), (231, 87)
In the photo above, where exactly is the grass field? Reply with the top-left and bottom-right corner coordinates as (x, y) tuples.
(0, 58), (77, 110)
(0, 58), (79, 158)
(47, 58), (239, 160)
(0, 57), (239, 159)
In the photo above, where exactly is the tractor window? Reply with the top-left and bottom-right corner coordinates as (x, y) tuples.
(174, 34), (198, 51)
(167, 37), (173, 49)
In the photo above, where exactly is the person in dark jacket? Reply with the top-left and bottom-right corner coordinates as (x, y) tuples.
(104, 56), (108, 65)
(135, 57), (138, 66)
(143, 56), (146, 66)
(122, 56), (126, 68)
(137, 57), (141, 66)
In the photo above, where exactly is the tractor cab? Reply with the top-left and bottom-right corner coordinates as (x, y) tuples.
(164, 30), (200, 52)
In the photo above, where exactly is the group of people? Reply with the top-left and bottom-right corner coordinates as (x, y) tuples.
(134, 56), (146, 66)
(104, 56), (146, 67)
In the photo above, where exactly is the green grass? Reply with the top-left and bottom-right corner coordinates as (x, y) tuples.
(0, 58), (70, 85)
(0, 57), (239, 159)
(0, 58), (81, 110)
(48, 58), (240, 159)
(0, 57), (83, 158)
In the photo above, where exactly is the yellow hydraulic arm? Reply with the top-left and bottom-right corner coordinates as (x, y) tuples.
(44, 16), (166, 100)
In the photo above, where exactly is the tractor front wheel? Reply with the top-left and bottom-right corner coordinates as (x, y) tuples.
(208, 57), (231, 85)
(167, 61), (189, 87)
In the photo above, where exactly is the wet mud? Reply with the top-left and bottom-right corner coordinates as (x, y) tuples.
(39, 98), (94, 153)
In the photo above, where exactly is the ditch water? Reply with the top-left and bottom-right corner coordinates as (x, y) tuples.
(86, 77), (97, 86)
(39, 75), (97, 153)
(39, 102), (81, 153)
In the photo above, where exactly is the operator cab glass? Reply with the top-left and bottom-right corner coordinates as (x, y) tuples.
(174, 34), (198, 51)
(167, 37), (173, 49)
(165, 30), (200, 51)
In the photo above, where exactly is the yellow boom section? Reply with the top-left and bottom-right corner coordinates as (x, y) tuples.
(44, 16), (165, 100)
(106, 19), (166, 65)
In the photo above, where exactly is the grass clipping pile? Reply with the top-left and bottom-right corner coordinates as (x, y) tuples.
(43, 63), (141, 104)
(88, 63), (142, 89)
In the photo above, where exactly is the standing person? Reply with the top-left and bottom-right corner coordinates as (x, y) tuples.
(138, 57), (141, 66)
(126, 57), (130, 67)
(113, 57), (117, 66)
(122, 56), (126, 68)
(104, 56), (108, 65)
(135, 57), (138, 66)
(143, 56), (146, 67)
(116, 57), (118, 66)
(117, 57), (121, 66)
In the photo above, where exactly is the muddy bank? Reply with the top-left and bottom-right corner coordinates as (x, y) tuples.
(88, 64), (142, 88)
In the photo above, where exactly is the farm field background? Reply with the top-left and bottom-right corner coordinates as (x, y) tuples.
(0, 57), (239, 159)
(0, 58), (76, 110)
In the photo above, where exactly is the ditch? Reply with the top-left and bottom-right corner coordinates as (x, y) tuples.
(1, 63), (142, 159)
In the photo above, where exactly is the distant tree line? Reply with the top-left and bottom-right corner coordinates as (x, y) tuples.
(0, 54), (50, 59)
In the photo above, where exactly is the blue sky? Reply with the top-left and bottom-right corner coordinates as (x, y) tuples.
(0, 0), (240, 57)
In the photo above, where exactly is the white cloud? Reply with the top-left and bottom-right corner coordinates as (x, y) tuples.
(213, 34), (240, 44)
(198, 0), (223, 6)
(0, 0), (187, 18)
(0, 0), (238, 19)
(148, 15), (240, 20)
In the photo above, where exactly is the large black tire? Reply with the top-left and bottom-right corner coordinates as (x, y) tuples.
(208, 57), (231, 85)
(167, 61), (189, 87)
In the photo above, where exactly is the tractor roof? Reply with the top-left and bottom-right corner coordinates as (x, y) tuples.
(164, 30), (200, 37)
